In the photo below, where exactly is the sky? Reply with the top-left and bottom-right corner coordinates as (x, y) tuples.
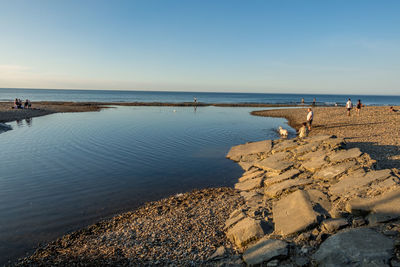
(0, 0), (400, 94)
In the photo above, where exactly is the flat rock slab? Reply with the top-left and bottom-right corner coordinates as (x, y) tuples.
(323, 137), (345, 148)
(273, 190), (318, 236)
(226, 217), (265, 248)
(235, 176), (264, 191)
(272, 139), (298, 153)
(265, 178), (312, 198)
(322, 218), (349, 233)
(306, 189), (332, 213)
(255, 157), (293, 173)
(298, 150), (327, 161)
(239, 170), (264, 183)
(264, 169), (301, 187)
(328, 147), (362, 162)
(346, 187), (400, 223)
(330, 169), (392, 196)
(292, 142), (319, 155)
(313, 228), (394, 266)
(227, 140), (272, 161)
(313, 161), (357, 180)
(301, 157), (327, 172)
(243, 238), (288, 265)
(238, 161), (254, 171)
(224, 211), (246, 230)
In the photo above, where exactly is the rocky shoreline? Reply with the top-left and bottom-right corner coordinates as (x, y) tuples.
(225, 135), (400, 266)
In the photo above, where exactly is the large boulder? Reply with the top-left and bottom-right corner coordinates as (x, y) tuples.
(242, 238), (288, 265)
(273, 190), (319, 236)
(313, 228), (394, 266)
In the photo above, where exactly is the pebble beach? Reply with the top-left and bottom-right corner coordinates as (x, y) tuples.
(3, 104), (400, 266)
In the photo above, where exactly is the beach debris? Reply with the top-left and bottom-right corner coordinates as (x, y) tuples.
(0, 122), (12, 133)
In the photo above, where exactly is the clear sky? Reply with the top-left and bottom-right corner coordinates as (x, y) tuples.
(1, 0), (399, 94)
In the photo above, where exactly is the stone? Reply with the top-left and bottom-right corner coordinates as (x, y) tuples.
(272, 139), (298, 153)
(322, 218), (349, 233)
(352, 217), (366, 227)
(235, 176), (264, 191)
(226, 217), (265, 248)
(328, 147), (362, 163)
(369, 176), (399, 192)
(242, 238), (288, 265)
(306, 189), (331, 214)
(238, 170), (264, 183)
(323, 137), (345, 148)
(345, 186), (400, 221)
(0, 123), (12, 133)
(238, 161), (254, 171)
(292, 142), (319, 155)
(224, 211), (246, 230)
(255, 158), (293, 173)
(264, 178), (312, 198)
(273, 190), (319, 236)
(226, 140), (272, 161)
(209, 246), (226, 260)
(240, 190), (260, 201)
(301, 156), (327, 172)
(298, 150), (326, 161)
(304, 135), (334, 142)
(313, 228), (394, 266)
(294, 256), (310, 267)
(328, 169), (367, 196)
(264, 169), (301, 187)
(266, 259), (279, 267)
(313, 161), (358, 180)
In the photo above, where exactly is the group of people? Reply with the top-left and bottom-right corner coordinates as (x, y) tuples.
(13, 98), (31, 109)
(345, 98), (362, 116)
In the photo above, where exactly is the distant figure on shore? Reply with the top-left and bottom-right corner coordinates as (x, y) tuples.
(14, 98), (23, 109)
(193, 97), (197, 105)
(301, 98), (305, 104)
(389, 106), (398, 112)
(24, 99), (31, 109)
(356, 99), (362, 116)
(307, 108), (313, 130)
(346, 98), (353, 116)
(298, 122), (309, 138)
(312, 98), (316, 106)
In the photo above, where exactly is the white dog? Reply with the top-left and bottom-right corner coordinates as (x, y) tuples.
(278, 126), (288, 137)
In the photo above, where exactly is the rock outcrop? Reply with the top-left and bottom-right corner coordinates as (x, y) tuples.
(225, 135), (400, 266)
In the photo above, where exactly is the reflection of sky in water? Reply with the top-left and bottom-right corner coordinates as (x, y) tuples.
(0, 106), (294, 264)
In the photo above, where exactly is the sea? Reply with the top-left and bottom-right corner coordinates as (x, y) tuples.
(0, 88), (399, 265)
(1, 88), (400, 105)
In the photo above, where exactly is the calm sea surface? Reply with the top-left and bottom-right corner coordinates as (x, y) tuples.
(1, 88), (400, 105)
(0, 106), (294, 265)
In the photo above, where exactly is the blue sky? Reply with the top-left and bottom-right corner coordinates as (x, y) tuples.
(0, 0), (399, 94)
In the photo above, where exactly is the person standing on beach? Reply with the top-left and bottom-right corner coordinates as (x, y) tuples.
(312, 98), (316, 106)
(356, 99), (362, 116)
(301, 98), (305, 104)
(307, 108), (313, 130)
(193, 97), (197, 105)
(346, 98), (353, 116)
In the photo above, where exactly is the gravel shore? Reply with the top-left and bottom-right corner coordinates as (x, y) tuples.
(14, 188), (244, 266)
(253, 106), (400, 169)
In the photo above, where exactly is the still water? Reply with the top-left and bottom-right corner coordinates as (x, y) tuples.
(0, 106), (294, 264)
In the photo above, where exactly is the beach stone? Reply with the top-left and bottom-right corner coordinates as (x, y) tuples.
(369, 176), (399, 192)
(306, 189), (331, 213)
(242, 238), (288, 265)
(292, 142), (320, 155)
(298, 150), (326, 161)
(313, 161), (357, 180)
(301, 156), (327, 172)
(209, 246), (226, 260)
(273, 190), (319, 236)
(255, 156), (293, 173)
(328, 147), (362, 163)
(264, 178), (312, 198)
(224, 211), (246, 230)
(313, 228), (394, 266)
(226, 217), (265, 248)
(235, 176), (264, 191)
(264, 169), (301, 187)
(240, 190), (260, 201)
(330, 169), (392, 196)
(238, 170), (264, 183)
(323, 137), (345, 149)
(238, 161), (255, 171)
(272, 139), (298, 153)
(346, 187), (400, 222)
(322, 218), (349, 233)
(226, 140), (272, 161)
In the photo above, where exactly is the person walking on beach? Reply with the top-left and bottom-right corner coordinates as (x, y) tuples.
(307, 108), (313, 130)
(301, 98), (305, 104)
(346, 98), (353, 116)
(312, 98), (316, 106)
(193, 97), (197, 105)
(356, 99), (362, 116)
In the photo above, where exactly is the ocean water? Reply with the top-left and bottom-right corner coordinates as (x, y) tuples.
(0, 106), (294, 265)
(1, 88), (400, 106)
